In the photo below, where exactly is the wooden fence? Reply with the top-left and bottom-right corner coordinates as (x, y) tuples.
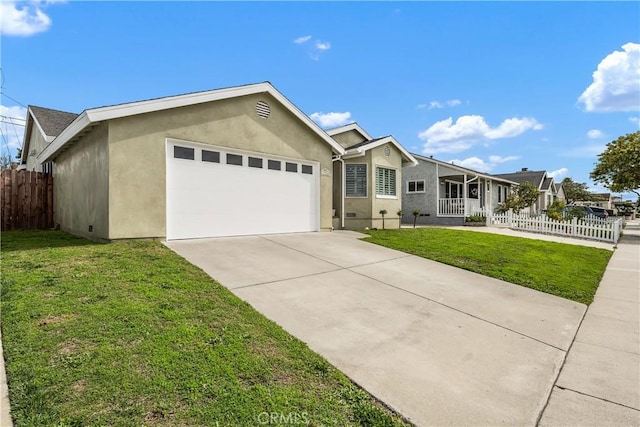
(486, 211), (623, 243)
(1, 169), (54, 231)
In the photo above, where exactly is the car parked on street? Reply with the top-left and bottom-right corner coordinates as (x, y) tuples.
(563, 205), (609, 220)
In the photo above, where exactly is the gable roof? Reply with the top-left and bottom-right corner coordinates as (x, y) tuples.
(20, 106), (79, 164)
(492, 170), (547, 188)
(37, 82), (345, 163)
(541, 177), (554, 191)
(343, 136), (418, 165)
(30, 106), (78, 138)
(326, 122), (373, 140)
(411, 153), (518, 185)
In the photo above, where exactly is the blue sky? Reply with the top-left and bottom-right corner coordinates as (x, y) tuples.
(1, 1), (639, 199)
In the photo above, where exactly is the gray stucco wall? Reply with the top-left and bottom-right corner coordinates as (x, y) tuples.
(107, 92), (334, 239)
(25, 125), (48, 172)
(54, 123), (109, 240)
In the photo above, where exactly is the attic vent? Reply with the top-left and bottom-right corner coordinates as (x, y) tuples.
(30, 149), (37, 156)
(256, 101), (270, 119)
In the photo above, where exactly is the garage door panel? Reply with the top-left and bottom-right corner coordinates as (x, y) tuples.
(166, 141), (319, 239)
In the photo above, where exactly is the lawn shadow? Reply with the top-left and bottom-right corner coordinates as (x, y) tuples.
(1, 230), (102, 252)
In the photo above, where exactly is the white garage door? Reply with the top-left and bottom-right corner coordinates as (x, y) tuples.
(166, 139), (320, 240)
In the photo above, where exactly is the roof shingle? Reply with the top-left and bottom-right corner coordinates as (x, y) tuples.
(29, 106), (79, 137)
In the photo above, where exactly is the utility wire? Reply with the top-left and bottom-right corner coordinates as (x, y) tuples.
(0, 91), (27, 108)
(0, 120), (25, 126)
(0, 115), (26, 122)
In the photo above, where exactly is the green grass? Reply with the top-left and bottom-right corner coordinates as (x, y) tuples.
(363, 228), (612, 305)
(1, 231), (408, 427)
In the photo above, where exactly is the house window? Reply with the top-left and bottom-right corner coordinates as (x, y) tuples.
(226, 153), (243, 166)
(407, 180), (425, 193)
(202, 150), (220, 163)
(268, 160), (281, 170)
(248, 157), (263, 168)
(42, 161), (53, 174)
(376, 167), (396, 197)
(285, 162), (297, 173)
(174, 146), (194, 160)
(301, 165), (313, 175)
(445, 181), (462, 199)
(498, 185), (509, 203)
(346, 164), (367, 197)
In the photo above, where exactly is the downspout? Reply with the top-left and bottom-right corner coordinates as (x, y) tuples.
(332, 156), (345, 229)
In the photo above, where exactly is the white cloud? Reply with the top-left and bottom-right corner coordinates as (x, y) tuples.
(419, 115), (543, 154)
(427, 99), (462, 109)
(587, 129), (605, 139)
(310, 112), (352, 128)
(416, 103), (427, 109)
(0, 105), (27, 155)
(448, 155), (520, 173)
(561, 144), (606, 158)
(315, 41), (330, 51)
(578, 42), (640, 112)
(0, 1), (61, 36)
(294, 35), (312, 44)
(630, 117), (640, 126)
(548, 168), (569, 179)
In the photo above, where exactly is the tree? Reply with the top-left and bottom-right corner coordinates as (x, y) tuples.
(396, 209), (403, 229)
(379, 209), (387, 230)
(591, 131), (640, 198)
(0, 152), (12, 170)
(497, 182), (540, 213)
(412, 210), (420, 228)
(561, 177), (594, 203)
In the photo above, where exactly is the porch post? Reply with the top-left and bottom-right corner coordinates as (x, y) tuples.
(435, 163), (440, 216)
(463, 173), (467, 217)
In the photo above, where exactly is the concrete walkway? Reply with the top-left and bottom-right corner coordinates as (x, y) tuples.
(168, 231), (586, 426)
(539, 220), (640, 426)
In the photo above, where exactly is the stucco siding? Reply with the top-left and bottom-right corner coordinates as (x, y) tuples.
(54, 123), (109, 240)
(107, 93), (333, 239)
(25, 127), (48, 172)
(402, 159), (438, 224)
(371, 144), (402, 229)
(332, 129), (367, 148)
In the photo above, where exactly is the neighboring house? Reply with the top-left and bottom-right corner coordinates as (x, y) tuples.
(19, 106), (78, 173)
(554, 183), (566, 203)
(402, 155), (517, 226)
(327, 123), (417, 229)
(23, 82), (347, 241)
(573, 193), (621, 210)
(493, 168), (556, 214)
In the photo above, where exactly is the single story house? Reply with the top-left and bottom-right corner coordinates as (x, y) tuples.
(327, 123), (417, 229)
(22, 82), (348, 241)
(401, 155), (517, 226)
(493, 168), (557, 214)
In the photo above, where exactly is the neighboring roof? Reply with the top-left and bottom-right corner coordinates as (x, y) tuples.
(554, 183), (563, 192)
(325, 122), (373, 140)
(29, 106), (78, 137)
(37, 82), (346, 163)
(541, 177), (554, 191)
(591, 192), (611, 200)
(411, 153), (518, 185)
(344, 136), (418, 166)
(492, 170), (547, 188)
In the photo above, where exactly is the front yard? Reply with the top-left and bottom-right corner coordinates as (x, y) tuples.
(363, 228), (612, 305)
(0, 231), (407, 426)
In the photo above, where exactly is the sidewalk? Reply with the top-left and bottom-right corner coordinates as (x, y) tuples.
(0, 328), (12, 427)
(539, 220), (640, 426)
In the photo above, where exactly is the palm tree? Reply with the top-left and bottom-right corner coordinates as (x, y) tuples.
(379, 209), (387, 229)
(412, 210), (420, 228)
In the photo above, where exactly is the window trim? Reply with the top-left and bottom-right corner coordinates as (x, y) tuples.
(406, 179), (425, 194)
(444, 180), (463, 199)
(345, 163), (368, 198)
(375, 165), (398, 199)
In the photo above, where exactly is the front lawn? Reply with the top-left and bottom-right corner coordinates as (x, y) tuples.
(363, 228), (612, 305)
(1, 231), (408, 426)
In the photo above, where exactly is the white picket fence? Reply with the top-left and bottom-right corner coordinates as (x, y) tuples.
(486, 211), (624, 243)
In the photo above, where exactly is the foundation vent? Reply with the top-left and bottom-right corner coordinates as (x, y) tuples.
(256, 101), (271, 119)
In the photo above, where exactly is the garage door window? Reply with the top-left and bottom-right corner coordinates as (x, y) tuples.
(202, 150), (220, 163)
(286, 162), (298, 173)
(248, 157), (263, 168)
(268, 160), (281, 171)
(226, 153), (243, 166)
(302, 165), (313, 175)
(174, 146), (195, 160)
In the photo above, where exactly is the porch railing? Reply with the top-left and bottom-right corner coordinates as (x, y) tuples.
(438, 198), (484, 216)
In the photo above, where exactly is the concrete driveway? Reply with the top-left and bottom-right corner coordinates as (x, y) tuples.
(166, 231), (585, 426)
